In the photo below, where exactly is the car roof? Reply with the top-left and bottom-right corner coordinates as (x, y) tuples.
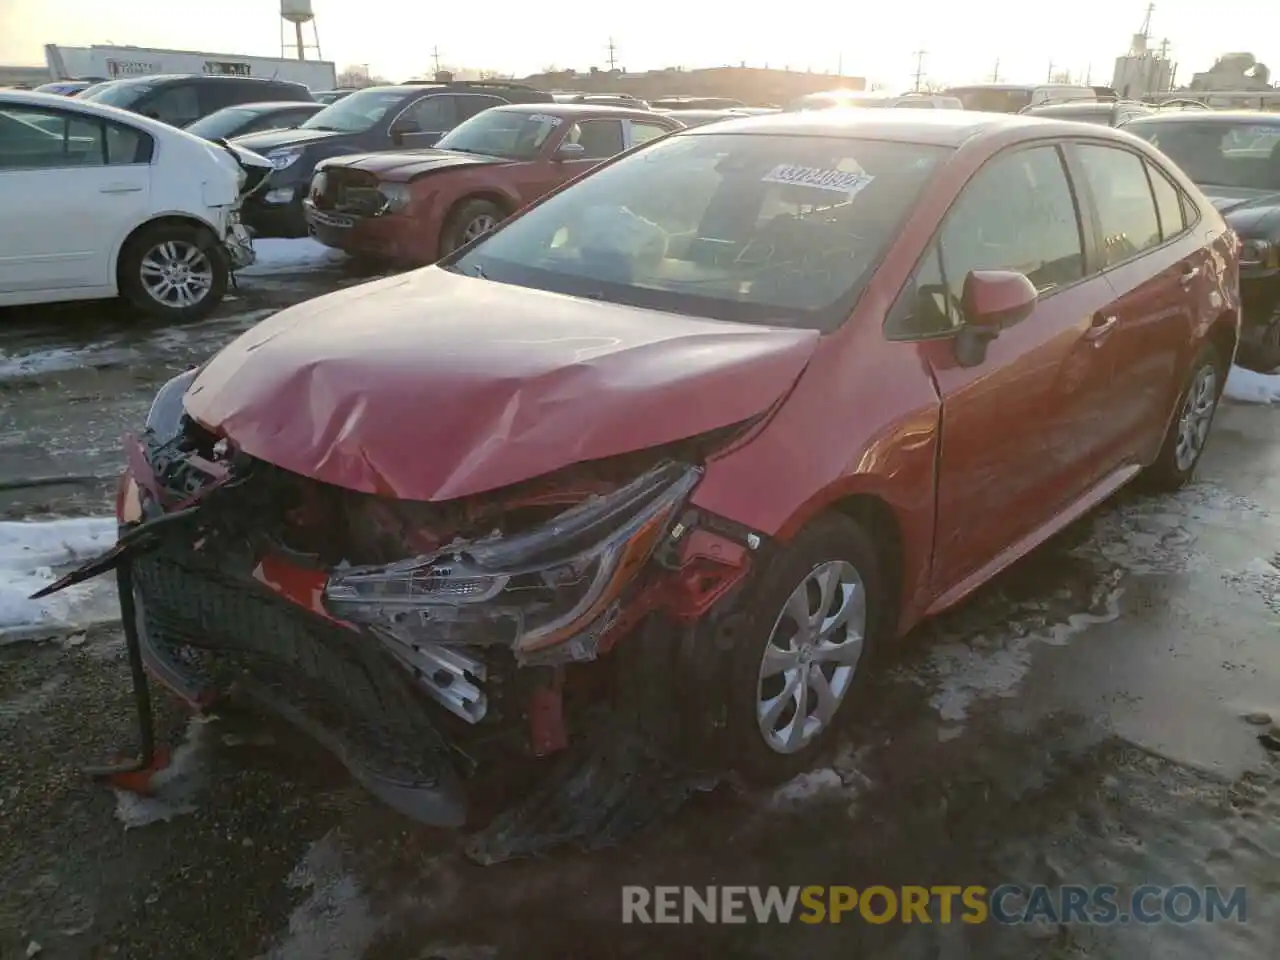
(1025, 102), (1120, 115)
(1126, 109), (1280, 125)
(676, 108), (1051, 146)
(490, 102), (670, 121)
(0, 88), (200, 137)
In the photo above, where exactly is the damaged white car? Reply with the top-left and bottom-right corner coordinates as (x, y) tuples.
(0, 90), (268, 320)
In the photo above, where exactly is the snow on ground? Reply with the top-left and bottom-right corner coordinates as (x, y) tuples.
(0, 517), (118, 640)
(238, 238), (346, 278)
(1223, 364), (1280, 404)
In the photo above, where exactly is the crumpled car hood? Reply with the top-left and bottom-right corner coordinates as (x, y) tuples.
(183, 268), (819, 501)
(319, 149), (505, 182)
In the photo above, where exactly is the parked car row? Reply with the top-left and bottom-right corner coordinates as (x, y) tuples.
(41, 108), (1241, 845)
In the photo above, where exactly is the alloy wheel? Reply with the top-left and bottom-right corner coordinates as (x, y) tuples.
(140, 240), (214, 309)
(461, 214), (497, 243)
(1174, 363), (1217, 472)
(756, 559), (866, 754)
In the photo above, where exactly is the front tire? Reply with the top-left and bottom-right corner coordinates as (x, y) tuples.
(439, 199), (504, 257)
(723, 514), (885, 784)
(119, 223), (228, 322)
(1142, 343), (1222, 491)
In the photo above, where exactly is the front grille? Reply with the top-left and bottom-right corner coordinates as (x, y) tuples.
(315, 168), (382, 216)
(134, 544), (458, 785)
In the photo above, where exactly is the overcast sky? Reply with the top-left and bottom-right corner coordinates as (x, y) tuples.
(1, 0), (1274, 91)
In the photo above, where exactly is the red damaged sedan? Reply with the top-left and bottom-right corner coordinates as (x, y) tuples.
(48, 111), (1238, 854)
(303, 103), (684, 265)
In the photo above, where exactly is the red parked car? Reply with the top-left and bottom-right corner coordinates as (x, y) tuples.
(48, 111), (1238, 848)
(303, 103), (684, 265)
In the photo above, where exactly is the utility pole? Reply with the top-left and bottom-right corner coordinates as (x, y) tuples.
(431, 46), (442, 74)
(837, 53), (843, 76)
(991, 57), (1000, 82)
(1047, 60), (1054, 82)
(1085, 62), (1092, 85)
(912, 48), (927, 92)
(606, 37), (618, 71)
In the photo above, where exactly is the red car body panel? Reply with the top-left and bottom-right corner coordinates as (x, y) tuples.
(305, 104), (681, 266)
(182, 268), (819, 501)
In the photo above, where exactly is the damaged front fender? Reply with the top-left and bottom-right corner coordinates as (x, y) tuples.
(324, 461), (700, 664)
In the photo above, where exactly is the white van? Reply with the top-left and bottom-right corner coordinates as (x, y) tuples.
(941, 83), (1097, 113)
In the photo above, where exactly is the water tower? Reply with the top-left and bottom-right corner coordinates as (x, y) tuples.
(280, 0), (322, 62)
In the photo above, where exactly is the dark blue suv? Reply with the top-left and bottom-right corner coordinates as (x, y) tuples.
(232, 81), (553, 237)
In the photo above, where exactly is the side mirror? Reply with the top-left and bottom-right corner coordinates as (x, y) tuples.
(555, 141), (586, 160)
(954, 269), (1038, 368)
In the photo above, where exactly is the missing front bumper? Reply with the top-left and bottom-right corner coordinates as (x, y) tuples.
(131, 543), (468, 826)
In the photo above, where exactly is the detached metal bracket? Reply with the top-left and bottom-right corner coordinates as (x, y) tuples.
(83, 560), (158, 779)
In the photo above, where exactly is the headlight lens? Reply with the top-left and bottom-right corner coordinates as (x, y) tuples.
(324, 461), (700, 658)
(267, 147), (303, 171)
(377, 182), (412, 214)
(310, 170), (328, 197)
(1239, 238), (1277, 269)
(145, 367), (199, 441)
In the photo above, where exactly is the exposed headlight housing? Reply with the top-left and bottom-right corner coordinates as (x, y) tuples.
(145, 367), (200, 441)
(377, 182), (412, 215)
(324, 461), (700, 660)
(266, 147), (304, 171)
(1239, 238), (1279, 269)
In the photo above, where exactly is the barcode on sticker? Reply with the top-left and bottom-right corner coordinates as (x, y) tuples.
(762, 164), (874, 194)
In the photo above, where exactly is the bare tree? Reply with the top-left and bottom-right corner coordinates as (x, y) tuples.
(336, 64), (387, 88)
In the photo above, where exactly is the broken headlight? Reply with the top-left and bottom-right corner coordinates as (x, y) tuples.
(323, 461), (700, 656)
(146, 367), (199, 441)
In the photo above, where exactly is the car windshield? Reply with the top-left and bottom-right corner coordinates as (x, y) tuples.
(186, 107), (261, 139)
(451, 133), (950, 329)
(1125, 119), (1280, 190)
(300, 88), (407, 133)
(944, 87), (1032, 113)
(435, 109), (564, 159)
(79, 77), (161, 108)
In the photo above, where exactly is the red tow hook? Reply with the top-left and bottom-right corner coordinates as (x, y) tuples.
(528, 667), (568, 757)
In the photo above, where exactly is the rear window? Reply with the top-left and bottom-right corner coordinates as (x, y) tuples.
(1124, 119), (1280, 190)
(452, 133), (951, 330)
(80, 77), (164, 109)
(944, 87), (1032, 113)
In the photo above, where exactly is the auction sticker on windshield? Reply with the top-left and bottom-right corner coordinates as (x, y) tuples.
(762, 164), (874, 196)
(527, 114), (563, 126)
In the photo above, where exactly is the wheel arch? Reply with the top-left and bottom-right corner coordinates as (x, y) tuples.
(113, 213), (222, 290)
(1207, 308), (1240, 377)
(825, 492), (907, 638)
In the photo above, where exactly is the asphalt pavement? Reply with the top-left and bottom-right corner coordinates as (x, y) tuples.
(0, 273), (1277, 959)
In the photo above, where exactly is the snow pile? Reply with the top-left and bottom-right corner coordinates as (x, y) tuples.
(0, 517), (118, 639)
(238, 238), (346, 277)
(1223, 365), (1280, 404)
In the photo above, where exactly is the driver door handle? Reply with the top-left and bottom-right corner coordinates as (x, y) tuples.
(1086, 312), (1118, 340)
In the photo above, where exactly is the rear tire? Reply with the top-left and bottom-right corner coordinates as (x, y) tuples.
(1141, 343), (1222, 491)
(720, 514), (885, 785)
(439, 199), (504, 257)
(119, 222), (228, 322)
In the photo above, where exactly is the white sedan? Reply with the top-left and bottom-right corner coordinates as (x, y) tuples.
(0, 90), (269, 320)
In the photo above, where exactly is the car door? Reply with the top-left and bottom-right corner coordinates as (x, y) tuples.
(888, 143), (1119, 594)
(1067, 142), (1207, 471)
(0, 105), (151, 294)
(389, 95), (458, 148)
(553, 117), (624, 184)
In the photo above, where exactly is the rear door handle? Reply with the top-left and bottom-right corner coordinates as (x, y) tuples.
(99, 183), (142, 194)
(1180, 265), (1201, 285)
(1086, 312), (1118, 340)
